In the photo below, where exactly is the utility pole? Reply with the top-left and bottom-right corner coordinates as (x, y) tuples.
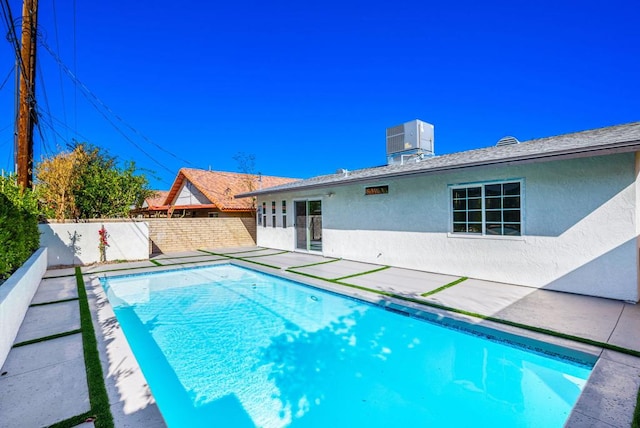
(16, 0), (38, 190)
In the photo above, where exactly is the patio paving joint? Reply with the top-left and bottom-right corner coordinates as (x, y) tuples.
(421, 276), (468, 297)
(30, 297), (80, 307)
(13, 329), (82, 348)
(605, 305), (626, 343)
(333, 265), (391, 281)
(287, 258), (341, 270)
(237, 250), (290, 259)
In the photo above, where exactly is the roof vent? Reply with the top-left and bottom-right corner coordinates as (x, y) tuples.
(496, 136), (520, 147)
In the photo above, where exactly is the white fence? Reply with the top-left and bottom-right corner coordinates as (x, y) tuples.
(39, 221), (149, 267)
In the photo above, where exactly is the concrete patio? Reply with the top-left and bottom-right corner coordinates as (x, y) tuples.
(1, 246), (639, 427)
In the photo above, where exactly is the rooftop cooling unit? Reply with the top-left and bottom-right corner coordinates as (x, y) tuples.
(386, 120), (434, 165)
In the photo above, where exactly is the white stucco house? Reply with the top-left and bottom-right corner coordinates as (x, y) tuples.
(238, 121), (640, 302)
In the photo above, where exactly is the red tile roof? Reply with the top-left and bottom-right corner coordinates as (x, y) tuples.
(164, 168), (299, 212)
(144, 191), (170, 209)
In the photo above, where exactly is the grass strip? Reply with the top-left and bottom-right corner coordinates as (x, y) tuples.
(199, 250), (282, 270)
(151, 253), (215, 261)
(234, 258), (282, 270)
(286, 269), (640, 359)
(41, 273), (77, 279)
(287, 258), (341, 270)
(80, 265), (159, 276)
(200, 249), (290, 260)
(199, 247), (268, 256)
(47, 412), (96, 428)
(421, 277), (468, 297)
(13, 329), (82, 348)
(239, 250), (290, 259)
(198, 250), (233, 258)
(288, 269), (396, 298)
(633, 387), (640, 428)
(30, 297), (79, 307)
(333, 265), (391, 281)
(150, 259), (163, 266)
(75, 267), (114, 428)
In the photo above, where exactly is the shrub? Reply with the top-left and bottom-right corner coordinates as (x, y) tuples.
(0, 176), (40, 281)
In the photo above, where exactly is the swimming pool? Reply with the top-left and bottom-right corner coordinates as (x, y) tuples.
(102, 264), (593, 427)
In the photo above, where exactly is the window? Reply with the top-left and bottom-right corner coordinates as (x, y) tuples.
(272, 201), (276, 228)
(451, 181), (521, 236)
(208, 212), (219, 218)
(282, 200), (287, 228)
(257, 205), (262, 226)
(262, 202), (267, 228)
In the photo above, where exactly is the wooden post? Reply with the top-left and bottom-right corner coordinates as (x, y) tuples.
(16, 0), (38, 190)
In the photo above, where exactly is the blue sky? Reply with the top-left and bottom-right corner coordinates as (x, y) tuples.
(0, 0), (638, 189)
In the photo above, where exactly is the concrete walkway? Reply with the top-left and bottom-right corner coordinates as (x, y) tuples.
(1, 246), (639, 427)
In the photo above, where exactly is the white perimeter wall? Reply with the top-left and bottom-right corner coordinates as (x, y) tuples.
(39, 221), (149, 266)
(256, 153), (639, 302)
(0, 248), (47, 368)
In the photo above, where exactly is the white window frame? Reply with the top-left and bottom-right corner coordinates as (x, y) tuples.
(448, 179), (524, 239)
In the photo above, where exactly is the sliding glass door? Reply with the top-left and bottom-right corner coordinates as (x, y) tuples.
(295, 200), (322, 252)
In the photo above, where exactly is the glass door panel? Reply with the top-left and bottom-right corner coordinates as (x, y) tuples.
(295, 201), (307, 250)
(294, 200), (322, 252)
(309, 200), (322, 252)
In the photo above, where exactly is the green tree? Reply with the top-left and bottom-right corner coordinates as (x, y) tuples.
(36, 143), (153, 219)
(73, 144), (153, 218)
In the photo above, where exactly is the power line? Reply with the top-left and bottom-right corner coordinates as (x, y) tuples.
(35, 59), (56, 156)
(40, 39), (175, 174)
(0, 0), (29, 85)
(72, 0), (76, 131)
(40, 39), (197, 169)
(50, 0), (67, 138)
(0, 64), (14, 90)
(46, 112), (92, 143)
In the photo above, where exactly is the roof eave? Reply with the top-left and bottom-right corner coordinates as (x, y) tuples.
(236, 140), (640, 198)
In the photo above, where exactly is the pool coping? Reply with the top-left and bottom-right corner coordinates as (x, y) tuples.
(87, 258), (640, 427)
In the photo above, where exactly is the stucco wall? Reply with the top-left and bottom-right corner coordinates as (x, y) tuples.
(147, 217), (256, 253)
(39, 221), (149, 266)
(0, 248), (47, 368)
(256, 153), (639, 302)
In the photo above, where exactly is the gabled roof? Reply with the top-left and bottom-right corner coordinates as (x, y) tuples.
(143, 191), (170, 209)
(165, 168), (299, 211)
(237, 121), (640, 197)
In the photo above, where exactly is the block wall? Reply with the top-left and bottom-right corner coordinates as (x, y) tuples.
(147, 217), (256, 254)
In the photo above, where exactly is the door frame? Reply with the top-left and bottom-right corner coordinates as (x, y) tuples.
(294, 199), (323, 253)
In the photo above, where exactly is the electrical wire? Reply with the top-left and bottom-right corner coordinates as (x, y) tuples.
(0, 0), (28, 85)
(35, 59), (56, 156)
(50, 0), (67, 138)
(0, 64), (14, 91)
(40, 39), (197, 169)
(72, 0), (77, 131)
(40, 39), (176, 175)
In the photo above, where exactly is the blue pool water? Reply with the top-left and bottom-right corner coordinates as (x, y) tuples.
(102, 264), (593, 428)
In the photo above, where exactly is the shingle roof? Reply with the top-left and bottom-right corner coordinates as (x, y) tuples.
(166, 168), (299, 211)
(237, 121), (640, 197)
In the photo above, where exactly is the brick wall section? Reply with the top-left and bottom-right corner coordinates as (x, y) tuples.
(147, 217), (256, 254)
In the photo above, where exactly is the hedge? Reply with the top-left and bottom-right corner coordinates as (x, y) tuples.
(0, 182), (40, 281)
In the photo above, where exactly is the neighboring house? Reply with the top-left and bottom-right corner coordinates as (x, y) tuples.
(133, 191), (171, 217)
(238, 121), (640, 302)
(134, 168), (299, 218)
